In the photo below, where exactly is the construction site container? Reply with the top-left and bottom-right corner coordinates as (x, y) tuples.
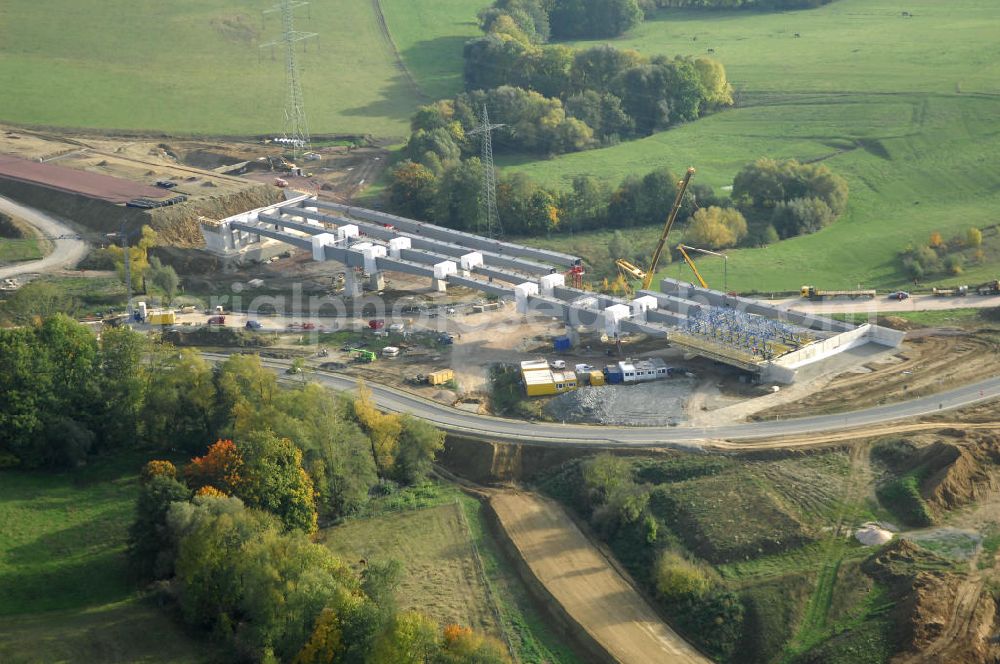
(382, 346), (400, 357)
(603, 365), (624, 384)
(523, 368), (577, 396)
(553, 336), (571, 351)
(147, 312), (175, 326)
(589, 370), (605, 386)
(427, 369), (454, 386)
(520, 360), (550, 373)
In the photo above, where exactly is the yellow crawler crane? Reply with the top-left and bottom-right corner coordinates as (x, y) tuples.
(614, 167), (696, 294)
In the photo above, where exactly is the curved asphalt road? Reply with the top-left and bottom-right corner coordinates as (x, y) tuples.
(0, 195), (88, 279)
(203, 353), (1000, 449)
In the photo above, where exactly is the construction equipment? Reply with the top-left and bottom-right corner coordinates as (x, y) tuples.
(676, 245), (709, 289)
(614, 167), (695, 293)
(975, 279), (999, 295)
(932, 285), (969, 297)
(350, 348), (376, 363)
(566, 259), (585, 289)
(800, 286), (877, 300)
(427, 369), (454, 386)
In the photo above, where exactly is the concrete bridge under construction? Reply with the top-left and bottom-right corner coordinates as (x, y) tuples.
(200, 195), (905, 383)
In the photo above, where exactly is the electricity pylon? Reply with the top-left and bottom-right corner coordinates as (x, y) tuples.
(467, 105), (504, 238)
(261, 0), (317, 160)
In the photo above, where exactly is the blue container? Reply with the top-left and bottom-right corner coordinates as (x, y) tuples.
(553, 336), (571, 351)
(604, 365), (624, 384)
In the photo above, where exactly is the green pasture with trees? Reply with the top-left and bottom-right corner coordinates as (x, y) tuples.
(0, 316), (562, 663)
(380, 0), (1000, 291)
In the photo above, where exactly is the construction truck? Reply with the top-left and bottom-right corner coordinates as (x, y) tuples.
(800, 286), (877, 300)
(975, 279), (1000, 295)
(932, 285), (969, 297)
(350, 348), (376, 363)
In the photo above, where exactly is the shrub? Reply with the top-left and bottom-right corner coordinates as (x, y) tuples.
(876, 473), (933, 527)
(654, 550), (710, 600)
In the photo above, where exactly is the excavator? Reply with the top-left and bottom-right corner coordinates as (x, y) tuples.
(614, 167), (695, 297)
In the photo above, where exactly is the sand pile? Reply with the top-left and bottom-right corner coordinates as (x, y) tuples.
(856, 523), (894, 546)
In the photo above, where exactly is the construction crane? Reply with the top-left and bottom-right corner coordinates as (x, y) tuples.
(677, 244), (728, 291)
(676, 245), (709, 289)
(614, 167), (695, 294)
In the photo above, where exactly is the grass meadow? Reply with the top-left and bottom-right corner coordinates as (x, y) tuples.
(376, 0), (1000, 291)
(0, 457), (213, 663)
(321, 486), (576, 663)
(0, 0), (423, 136)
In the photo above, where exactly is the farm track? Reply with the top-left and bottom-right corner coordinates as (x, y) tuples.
(788, 444), (871, 650)
(370, 0), (428, 101)
(490, 492), (711, 664)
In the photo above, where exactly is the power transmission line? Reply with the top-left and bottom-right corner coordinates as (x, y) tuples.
(468, 105), (504, 239)
(261, 0), (318, 161)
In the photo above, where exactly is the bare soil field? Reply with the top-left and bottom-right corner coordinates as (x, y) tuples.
(490, 492), (710, 664)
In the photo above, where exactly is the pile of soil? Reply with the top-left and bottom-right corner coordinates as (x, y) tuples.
(862, 540), (1000, 663)
(918, 436), (999, 513)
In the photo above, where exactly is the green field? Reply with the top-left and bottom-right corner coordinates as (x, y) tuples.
(0, 238), (44, 264)
(0, 458), (213, 663)
(381, 0), (482, 101)
(0, 0), (424, 136)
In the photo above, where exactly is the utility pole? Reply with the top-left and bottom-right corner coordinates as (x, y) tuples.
(468, 105), (504, 238)
(261, 0), (318, 161)
(120, 224), (133, 321)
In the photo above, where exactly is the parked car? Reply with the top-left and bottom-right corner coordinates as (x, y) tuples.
(207, 316), (225, 326)
(301, 322), (316, 330)
(888, 291), (910, 300)
(550, 360), (566, 370)
(245, 320), (263, 330)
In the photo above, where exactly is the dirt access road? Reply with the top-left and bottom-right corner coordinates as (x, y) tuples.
(0, 195), (87, 279)
(773, 292), (1000, 313)
(491, 492), (710, 663)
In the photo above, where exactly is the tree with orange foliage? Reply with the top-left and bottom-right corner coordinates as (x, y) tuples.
(185, 439), (243, 494)
(439, 623), (510, 663)
(929, 231), (944, 248)
(195, 485), (226, 498)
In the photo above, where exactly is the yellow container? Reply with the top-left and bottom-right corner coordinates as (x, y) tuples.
(589, 370), (605, 386)
(147, 312), (175, 325)
(427, 369), (454, 386)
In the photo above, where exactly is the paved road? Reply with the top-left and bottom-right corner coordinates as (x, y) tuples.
(204, 353), (1000, 449)
(0, 195), (88, 279)
(492, 493), (710, 663)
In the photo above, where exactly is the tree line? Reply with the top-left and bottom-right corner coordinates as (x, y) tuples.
(388, 156), (848, 247)
(130, 463), (507, 663)
(650, 0), (836, 8)
(0, 317), (444, 527)
(476, 0), (836, 46)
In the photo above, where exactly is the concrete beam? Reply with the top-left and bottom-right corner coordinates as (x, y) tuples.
(314, 200), (580, 267)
